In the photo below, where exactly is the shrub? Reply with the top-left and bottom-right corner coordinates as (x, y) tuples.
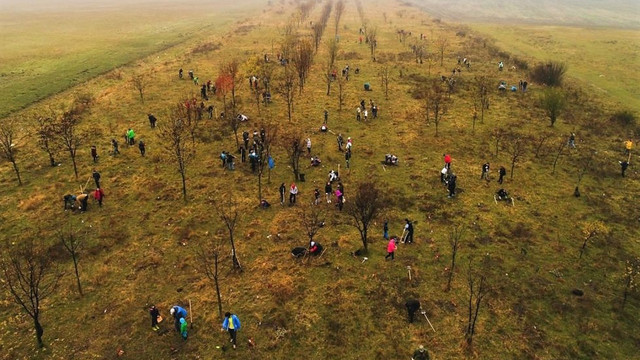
(540, 88), (566, 126)
(610, 110), (636, 127)
(530, 62), (566, 87)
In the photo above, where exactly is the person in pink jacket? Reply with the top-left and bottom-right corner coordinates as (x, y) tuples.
(385, 236), (397, 260)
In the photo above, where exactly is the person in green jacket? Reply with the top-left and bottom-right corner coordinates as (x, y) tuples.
(412, 345), (430, 360)
(180, 318), (188, 340)
(127, 128), (135, 145)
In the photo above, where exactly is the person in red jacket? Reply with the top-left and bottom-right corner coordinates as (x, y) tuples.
(94, 188), (105, 207)
(443, 154), (451, 170)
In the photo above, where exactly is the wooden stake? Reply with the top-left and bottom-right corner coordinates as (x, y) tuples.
(189, 299), (193, 328)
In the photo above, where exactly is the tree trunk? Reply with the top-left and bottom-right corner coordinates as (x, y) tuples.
(48, 152), (56, 167)
(11, 160), (22, 185)
(180, 169), (187, 202)
(258, 171), (263, 201)
(70, 151), (78, 179)
(34, 316), (44, 348)
(72, 255), (83, 296)
(229, 231), (241, 270)
(214, 253), (223, 317)
(510, 160), (516, 180)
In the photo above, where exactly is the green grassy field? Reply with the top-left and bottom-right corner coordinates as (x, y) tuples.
(0, 0), (639, 359)
(0, 0), (262, 118)
(470, 23), (640, 112)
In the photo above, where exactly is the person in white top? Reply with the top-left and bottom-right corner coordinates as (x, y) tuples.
(306, 138), (312, 155)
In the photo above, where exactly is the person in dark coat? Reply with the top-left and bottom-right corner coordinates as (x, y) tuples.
(92, 170), (101, 188)
(111, 139), (120, 155)
(279, 183), (286, 205)
(405, 299), (421, 323)
(447, 174), (457, 198)
(91, 145), (98, 163)
(498, 166), (506, 184)
(148, 114), (157, 128)
(149, 305), (160, 331)
(239, 146), (246, 163)
(138, 140), (146, 157)
(620, 160), (629, 177)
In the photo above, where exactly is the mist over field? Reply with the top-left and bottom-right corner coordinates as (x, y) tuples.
(410, 0), (640, 28)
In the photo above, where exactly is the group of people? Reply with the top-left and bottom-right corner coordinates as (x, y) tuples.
(356, 98), (378, 121)
(150, 305), (241, 349)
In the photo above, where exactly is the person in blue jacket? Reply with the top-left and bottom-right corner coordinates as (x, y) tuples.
(170, 305), (188, 334)
(221, 312), (241, 349)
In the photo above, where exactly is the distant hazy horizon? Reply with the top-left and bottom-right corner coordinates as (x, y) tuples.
(411, 0), (640, 28)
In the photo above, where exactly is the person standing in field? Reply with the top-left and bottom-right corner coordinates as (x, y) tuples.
(148, 114), (157, 128)
(498, 166), (507, 184)
(306, 138), (312, 155)
(345, 149), (351, 169)
(356, 107), (361, 121)
(289, 183), (298, 205)
(138, 140), (146, 157)
(149, 305), (160, 331)
(94, 188), (104, 207)
(91, 145), (98, 163)
(620, 160), (629, 177)
(337, 134), (344, 152)
(324, 109), (329, 124)
(385, 236), (397, 260)
(92, 169), (101, 189)
(383, 220), (389, 240)
(448, 174), (457, 198)
(279, 183), (286, 206)
(481, 162), (490, 181)
(111, 139), (120, 155)
(221, 312), (241, 349)
(405, 299), (421, 323)
(127, 128), (135, 145)
(324, 181), (332, 203)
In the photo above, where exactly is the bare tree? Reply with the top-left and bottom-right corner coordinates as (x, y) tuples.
(379, 65), (390, 99)
(474, 76), (490, 124)
(465, 258), (489, 347)
(257, 122), (278, 201)
(431, 81), (448, 136)
(579, 220), (608, 259)
(503, 133), (527, 180)
(622, 257), (640, 310)
(158, 104), (196, 202)
(131, 73), (150, 104)
(337, 74), (346, 111)
(312, 23), (324, 52)
(334, 0), (345, 36)
(492, 128), (506, 157)
(213, 197), (242, 270)
(220, 60), (241, 115)
(446, 226), (464, 292)
(56, 110), (82, 179)
(293, 39), (314, 94)
(278, 63), (296, 122)
(0, 118), (23, 185)
(368, 27), (378, 60)
(552, 137), (568, 174)
(299, 204), (325, 244)
(196, 237), (224, 317)
(60, 227), (83, 296)
(534, 131), (554, 158)
(344, 181), (387, 252)
(33, 115), (60, 167)
(325, 38), (339, 96)
(436, 36), (449, 66)
(1, 239), (62, 348)
(280, 129), (304, 181)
